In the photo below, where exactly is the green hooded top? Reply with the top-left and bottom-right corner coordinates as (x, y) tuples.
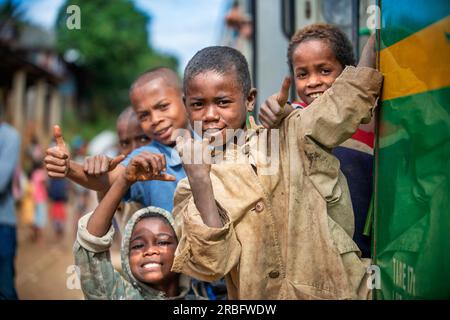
(74, 206), (198, 300)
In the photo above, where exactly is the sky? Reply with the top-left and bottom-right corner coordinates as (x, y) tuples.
(6, 0), (228, 72)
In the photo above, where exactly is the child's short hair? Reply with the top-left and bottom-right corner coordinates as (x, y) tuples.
(287, 23), (355, 70)
(129, 67), (181, 97)
(117, 106), (135, 126)
(183, 46), (251, 97)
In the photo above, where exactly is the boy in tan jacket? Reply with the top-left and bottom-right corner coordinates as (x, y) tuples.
(172, 38), (381, 299)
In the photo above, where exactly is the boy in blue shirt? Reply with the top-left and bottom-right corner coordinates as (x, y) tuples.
(44, 67), (189, 212)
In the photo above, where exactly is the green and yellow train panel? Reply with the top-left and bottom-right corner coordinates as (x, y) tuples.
(373, 0), (450, 299)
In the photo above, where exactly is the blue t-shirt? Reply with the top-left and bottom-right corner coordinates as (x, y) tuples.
(120, 140), (186, 213)
(0, 123), (21, 226)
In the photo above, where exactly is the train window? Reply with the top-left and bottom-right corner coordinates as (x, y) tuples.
(322, 0), (352, 28)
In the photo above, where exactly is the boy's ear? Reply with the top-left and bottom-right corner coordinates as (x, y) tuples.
(246, 88), (257, 112)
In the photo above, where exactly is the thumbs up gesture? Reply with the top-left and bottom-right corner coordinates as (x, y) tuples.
(44, 125), (71, 178)
(358, 34), (377, 69)
(258, 77), (294, 129)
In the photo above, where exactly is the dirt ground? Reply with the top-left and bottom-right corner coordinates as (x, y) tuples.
(13, 189), (112, 300)
(15, 202), (85, 300)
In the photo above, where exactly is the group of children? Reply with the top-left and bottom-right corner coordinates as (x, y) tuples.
(44, 23), (382, 300)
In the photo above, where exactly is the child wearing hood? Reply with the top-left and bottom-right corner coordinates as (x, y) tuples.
(74, 155), (200, 300)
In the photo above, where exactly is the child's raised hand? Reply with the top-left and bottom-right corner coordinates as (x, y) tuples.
(83, 154), (126, 176)
(44, 125), (71, 178)
(358, 34), (377, 69)
(125, 151), (175, 182)
(258, 77), (294, 129)
(175, 136), (212, 181)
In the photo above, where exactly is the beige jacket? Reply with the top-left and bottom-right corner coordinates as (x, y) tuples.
(171, 67), (383, 300)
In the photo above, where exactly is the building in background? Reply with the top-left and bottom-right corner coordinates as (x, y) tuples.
(0, 10), (82, 170)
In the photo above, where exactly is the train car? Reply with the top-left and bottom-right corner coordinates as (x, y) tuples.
(373, 0), (450, 299)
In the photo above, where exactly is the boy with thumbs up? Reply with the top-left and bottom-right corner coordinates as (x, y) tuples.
(44, 67), (189, 213)
(259, 27), (378, 259)
(171, 43), (382, 299)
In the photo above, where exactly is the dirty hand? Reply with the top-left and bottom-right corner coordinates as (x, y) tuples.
(176, 136), (212, 181)
(358, 34), (377, 69)
(258, 77), (294, 129)
(125, 151), (176, 183)
(83, 154), (126, 176)
(44, 125), (71, 178)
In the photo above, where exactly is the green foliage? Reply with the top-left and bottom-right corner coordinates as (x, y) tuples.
(55, 0), (178, 114)
(0, 0), (25, 24)
(0, 0), (26, 35)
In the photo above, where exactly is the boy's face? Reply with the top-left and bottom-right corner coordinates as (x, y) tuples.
(292, 39), (343, 105)
(185, 70), (256, 145)
(129, 217), (178, 288)
(117, 116), (151, 156)
(131, 78), (188, 145)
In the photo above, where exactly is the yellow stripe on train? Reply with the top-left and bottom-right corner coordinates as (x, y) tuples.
(380, 15), (450, 101)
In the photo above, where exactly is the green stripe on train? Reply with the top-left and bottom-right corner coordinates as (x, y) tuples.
(373, 86), (450, 299)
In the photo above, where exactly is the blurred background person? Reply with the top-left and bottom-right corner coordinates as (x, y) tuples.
(0, 105), (21, 300)
(70, 136), (92, 237)
(26, 135), (44, 176)
(47, 176), (69, 240)
(18, 176), (34, 238)
(30, 160), (48, 244)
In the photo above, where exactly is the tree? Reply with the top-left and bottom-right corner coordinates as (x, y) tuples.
(0, 0), (26, 43)
(55, 0), (178, 117)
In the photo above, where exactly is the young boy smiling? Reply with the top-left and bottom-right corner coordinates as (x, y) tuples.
(171, 44), (382, 299)
(44, 67), (189, 212)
